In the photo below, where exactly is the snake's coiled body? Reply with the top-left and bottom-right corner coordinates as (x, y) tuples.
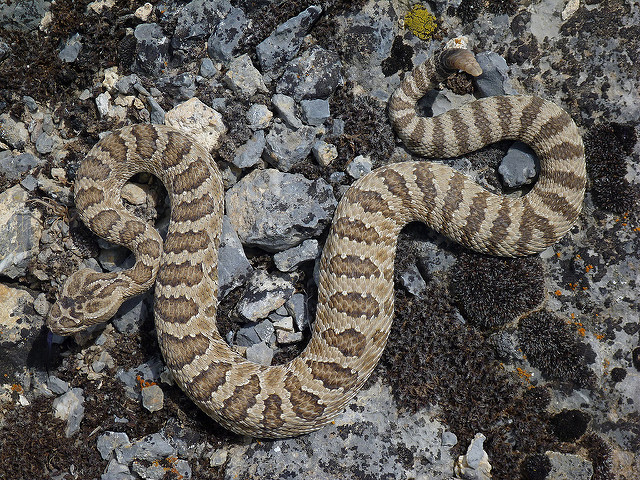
(48, 47), (586, 438)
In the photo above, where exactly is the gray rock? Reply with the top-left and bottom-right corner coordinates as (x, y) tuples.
(172, 0), (232, 50)
(141, 384), (164, 413)
(498, 141), (539, 187)
(236, 270), (295, 322)
(277, 46), (343, 100)
(475, 51), (518, 97)
(399, 263), (427, 296)
(52, 388), (85, 437)
(112, 293), (152, 334)
(346, 155), (372, 179)
(312, 140), (338, 167)
(255, 319), (276, 344)
(232, 130), (265, 168)
(156, 72), (196, 103)
(199, 57), (217, 78)
(0, 185), (43, 279)
(95, 92), (111, 117)
(0, 113), (29, 148)
(301, 98), (330, 126)
(274, 239), (319, 272)
(35, 132), (54, 154)
(225, 168), (336, 252)
(271, 93), (302, 129)
(236, 323), (261, 346)
(263, 121), (318, 171)
(115, 74), (143, 95)
(276, 330), (303, 345)
(0, 151), (42, 180)
(47, 375), (69, 395)
(454, 433), (492, 480)
(246, 103), (273, 130)
(58, 33), (82, 62)
(285, 293), (309, 331)
(245, 341), (274, 366)
(332, 118), (345, 136)
(546, 451), (593, 480)
(102, 459), (135, 480)
(147, 96), (165, 124)
(223, 54), (267, 96)
(133, 23), (170, 76)
(442, 431), (458, 447)
(218, 215), (253, 297)
(333, 0), (395, 65)
(132, 457), (191, 480)
(0, 0), (50, 31)
(22, 95), (38, 112)
(206, 7), (246, 64)
(256, 5), (322, 73)
(115, 432), (175, 465)
(97, 432), (131, 461)
(20, 174), (38, 191)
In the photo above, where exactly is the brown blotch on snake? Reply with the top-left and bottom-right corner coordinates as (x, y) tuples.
(48, 43), (586, 438)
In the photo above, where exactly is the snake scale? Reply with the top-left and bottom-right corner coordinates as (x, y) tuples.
(48, 45), (586, 438)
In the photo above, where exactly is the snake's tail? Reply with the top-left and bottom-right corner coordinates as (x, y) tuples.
(439, 48), (482, 77)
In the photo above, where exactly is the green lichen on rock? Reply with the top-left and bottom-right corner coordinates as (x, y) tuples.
(404, 4), (437, 40)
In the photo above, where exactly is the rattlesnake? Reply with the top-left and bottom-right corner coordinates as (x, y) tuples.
(48, 45), (586, 438)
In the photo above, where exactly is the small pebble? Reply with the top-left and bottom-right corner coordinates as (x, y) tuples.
(141, 384), (164, 413)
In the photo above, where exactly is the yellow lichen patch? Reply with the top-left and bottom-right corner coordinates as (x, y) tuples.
(404, 5), (438, 40)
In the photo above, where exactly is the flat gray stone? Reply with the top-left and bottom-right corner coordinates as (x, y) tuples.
(218, 215), (253, 297)
(256, 5), (322, 73)
(498, 141), (539, 187)
(263, 121), (318, 171)
(225, 168), (336, 252)
(206, 6), (246, 64)
(236, 270), (295, 322)
(276, 46), (343, 101)
(133, 23), (169, 76)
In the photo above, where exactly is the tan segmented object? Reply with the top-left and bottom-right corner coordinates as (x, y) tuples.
(48, 47), (586, 438)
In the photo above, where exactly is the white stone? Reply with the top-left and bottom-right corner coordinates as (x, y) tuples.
(0, 284), (34, 343)
(272, 315), (294, 332)
(102, 66), (119, 91)
(87, 0), (116, 14)
(312, 140), (338, 167)
(165, 97), (227, 152)
(95, 92), (111, 117)
(223, 54), (268, 96)
(135, 2), (154, 21)
(562, 0), (580, 20)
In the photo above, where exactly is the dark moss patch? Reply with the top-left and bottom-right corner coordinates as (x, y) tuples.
(517, 310), (596, 389)
(520, 453), (551, 480)
(381, 36), (414, 77)
(453, 0), (519, 23)
(450, 253), (545, 330)
(549, 409), (590, 442)
(632, 346), (640, 372)
(610, 366), (626, 382)
(327, 82), (395, 169)
(382, 282), (559, 480)
(584, 122), (638, 214)
(579, 433), (613, 480)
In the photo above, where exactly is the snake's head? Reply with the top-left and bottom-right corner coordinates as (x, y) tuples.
(48, 268), (125, 336)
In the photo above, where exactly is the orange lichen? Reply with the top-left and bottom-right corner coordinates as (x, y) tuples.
(136, 375), (157, 389)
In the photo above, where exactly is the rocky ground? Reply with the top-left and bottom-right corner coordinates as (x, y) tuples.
(0, 0), (639, 479)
